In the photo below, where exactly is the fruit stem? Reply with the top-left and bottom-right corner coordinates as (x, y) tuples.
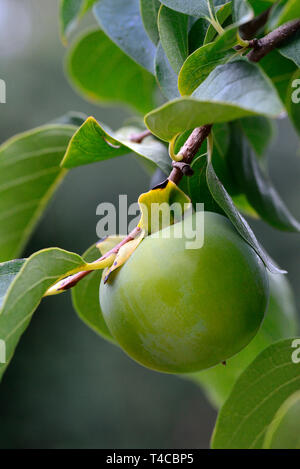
(45, 226), (142, 294)
(168, 125), (212, 185)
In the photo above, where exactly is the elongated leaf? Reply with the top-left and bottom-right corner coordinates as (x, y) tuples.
(0, 248), (88, 381)
(231, 193), (259, 218)
(0, 124), (76, 262)
(274, 0), (300, 27)
(61, 117), (128, 167)
(178, 26), (238, 95)
(211, 123), (240, 194)
(259, 50), (297, 103)
(145, 60), (284, 141)
(158, 5), (189, 73)
(239, 116), (274, 157)
(212, 339), (300, 449)
(60, 0), (98, 40)
(232, 0), (253, 24)
(0, 260), (25, 309)
(263, 391), (300, 449)
(192, 60), (282, 114)
(229, 123), (300, 232)
(248, 0), (276, 16)
(93, 0), (156, 73)
(61, 117), (172, 174)
(188, 155), (224, 213)
(159, 0), (230, 17)
(60, 0), (82, 39)
(206, 160), (285, 273)
(278, 30), (300, 67)
(189, 17), (209, 52)
(188, 123), (238, 196)
(67, 29), (156, 114)
(155, 42), (181, 100)
(72, 245), (116, 343)
(140, 0), (161, 45)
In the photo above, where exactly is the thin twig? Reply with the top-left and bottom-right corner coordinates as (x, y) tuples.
(168, 125), (212, 185)
(52, 226), (142, 292)
(247, 19), (300, 62)
(130, 129), (152, 143)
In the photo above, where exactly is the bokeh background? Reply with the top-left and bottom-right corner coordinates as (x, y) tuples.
(0, 0), (299, 449)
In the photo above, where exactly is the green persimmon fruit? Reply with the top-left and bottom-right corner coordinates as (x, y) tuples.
(99, 212), (269, 374)
(191, 272), (298, 408)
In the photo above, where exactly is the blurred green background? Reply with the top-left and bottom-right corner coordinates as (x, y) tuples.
(0, 0), (299, 449)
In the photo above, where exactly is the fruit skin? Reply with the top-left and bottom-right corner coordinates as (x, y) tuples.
(100, 212), (269, 374)
(190, 272), (298, 408)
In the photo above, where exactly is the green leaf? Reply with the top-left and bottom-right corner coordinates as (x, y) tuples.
(258, 1), (278, 12)
(239, 116), (274, 157)
(61, 117), (128, 167)
(259, 50), (297, 103)
(61, 117), (172, 175)
(178, 26), (238, 95)
(191, 271), (298, 409)
(60, 0), (82, 40)
(145, 60), (284, 141)
(0, 124), (76, 262)
(212, 338), (300, 449)
(159, 0), (230, 17)
(189, 17), (209, 52)
(155, 42), (181, 100)
(274, 0), (300, 27)
(204, 1), (232, 45)
(0, 260), (25, 309)
(263, 391), (300, 449)
(140, 0), (161, 45)
(231, 193), (259, 218)
(188, 155), (225, 213)
(60, 0), (98, 40)
(52, 111), (87, 127)
(229, 122), (300, 232)
(93, 0), (156, 73)
(278, 30), (300, 67)
(66, 29), (156, 114)
(286, 69), (300, 135)
(0, 248), (86, 381)
(211, 123), (240, 194)
(248, 0), (276, 16)
(188, 123), (239, 197)
(232, 0), (254, 24)
(206, 159), (285, 273)
(158, 5), (189, 73)
(72, 245), (116, 343)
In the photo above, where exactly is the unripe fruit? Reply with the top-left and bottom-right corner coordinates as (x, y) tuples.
(191, 272), (298, 407)
(100, 212), (269, 374)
